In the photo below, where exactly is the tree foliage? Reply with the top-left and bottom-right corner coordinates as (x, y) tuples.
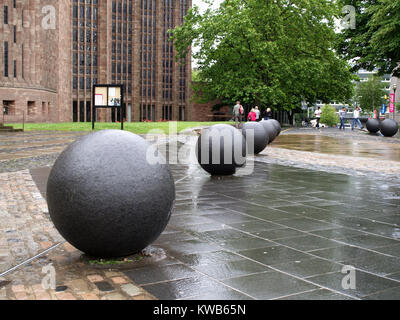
(171, 0), (354, 111)
(337, 0), (400, 77)
(355, 76), (387, 111)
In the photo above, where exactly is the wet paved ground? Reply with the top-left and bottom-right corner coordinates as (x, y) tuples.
(274, 132), (400, 162)
(262, 128), (400, 182)
(2, 158), (399, 300)
(1, 129), (400, 300)
(137, 162), (400, 300)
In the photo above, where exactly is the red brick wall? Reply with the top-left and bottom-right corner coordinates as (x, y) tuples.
(189, 82), (231, 121)
(190, 102), (232, 122)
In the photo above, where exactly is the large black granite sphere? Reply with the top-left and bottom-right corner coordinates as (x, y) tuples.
(242, 122), (269, 154)
(261, 120), (278, 144)
(196, 124), (246, 175)
(270, 119), (282, 136)
(366, 118), (380, 133)
(380, 119), (399, 137)
(46, 130), (175, 258)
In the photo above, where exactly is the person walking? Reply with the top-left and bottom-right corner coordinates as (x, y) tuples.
(247, 108), (257, 121)
(263, 108), (272, 120)
(254, 106), (261, 121)
(232, 101), (244, 128)
(351, 106), (364, 130)
(339, 107), (347, 130)
(314, 107), (322, 128)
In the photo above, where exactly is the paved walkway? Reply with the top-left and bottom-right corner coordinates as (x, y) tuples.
(261, 128), (400, 182)
(0, 129), (400, 300)
(0, 131), (87, 173)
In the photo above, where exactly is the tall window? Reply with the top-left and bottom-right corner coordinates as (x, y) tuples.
(4, 6), (8, 24)
(4, 42), (8, 77)
(21, 44), (24, 79)
(162, 0), (174, 102)
(140, 0), (157, 103)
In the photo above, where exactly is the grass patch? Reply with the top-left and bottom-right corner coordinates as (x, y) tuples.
(9, 121), (231, 134)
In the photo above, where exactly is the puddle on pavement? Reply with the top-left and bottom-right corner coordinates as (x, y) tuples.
(272, 134), (400, 162)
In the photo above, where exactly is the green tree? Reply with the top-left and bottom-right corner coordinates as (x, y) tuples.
(192, 69), (201, 82)
(337, 0), (400, 77)
(355, 76), (387, 111)
(171, 0), (354, 114)
(320, 105), (340, 127)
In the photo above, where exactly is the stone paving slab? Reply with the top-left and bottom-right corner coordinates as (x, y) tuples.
(1, 163), (399, 300)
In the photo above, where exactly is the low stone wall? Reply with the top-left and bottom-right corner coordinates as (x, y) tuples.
(190, 99), (231, 122)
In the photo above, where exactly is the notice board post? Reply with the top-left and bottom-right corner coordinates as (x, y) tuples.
(92, 84), (124, 131)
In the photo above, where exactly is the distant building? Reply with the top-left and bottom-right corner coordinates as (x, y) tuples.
(0, 0), (192, 123)
(356, 69), (391, 94)
(314, 69), (393, 112)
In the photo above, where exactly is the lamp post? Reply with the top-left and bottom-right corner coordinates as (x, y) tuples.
(394, 83), (397, 121)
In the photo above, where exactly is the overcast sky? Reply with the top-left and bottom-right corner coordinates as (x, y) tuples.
(191, 1), (224, 67)
(193, 0), (224, 12)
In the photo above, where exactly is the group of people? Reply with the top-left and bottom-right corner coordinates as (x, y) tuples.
(232, 101), (365, 131)
(313, 106), (364, 130)
(338, 106), (364, 130)
(232, 101), (273, 128)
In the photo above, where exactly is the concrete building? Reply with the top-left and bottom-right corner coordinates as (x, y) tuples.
(0, 0), (191, 123)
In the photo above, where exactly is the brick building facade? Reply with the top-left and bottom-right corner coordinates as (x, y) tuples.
(0, 0), (191, 123)
(0, 0), (71, 122)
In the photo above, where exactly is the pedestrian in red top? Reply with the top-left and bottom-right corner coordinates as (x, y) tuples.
(247, 108), (257, 121)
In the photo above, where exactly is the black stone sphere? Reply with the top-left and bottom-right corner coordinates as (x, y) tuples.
(380, 119), (399, 137)
(46, 130), (175, 258)
(196, 124), (246, 175)
(270, 119), (282, 136)
(366, 118), (380, 133)
(261, 120), (278, 144)
(242, 122), (269, 154)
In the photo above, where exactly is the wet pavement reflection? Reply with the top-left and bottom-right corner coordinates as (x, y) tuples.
(272, 134), (400, 162)
(9, 131), (400, 300)
(120, 160), (400, 300)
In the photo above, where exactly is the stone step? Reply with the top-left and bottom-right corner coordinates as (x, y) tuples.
(0, 124), (23, 133)
(0, 129), (23, 133)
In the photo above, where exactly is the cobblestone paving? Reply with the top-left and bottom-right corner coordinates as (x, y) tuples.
(0, 131), (87, 173)
(0, 171), (154, 300)
(0, 170), (62, 272)
(0, 129), (399, 300)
